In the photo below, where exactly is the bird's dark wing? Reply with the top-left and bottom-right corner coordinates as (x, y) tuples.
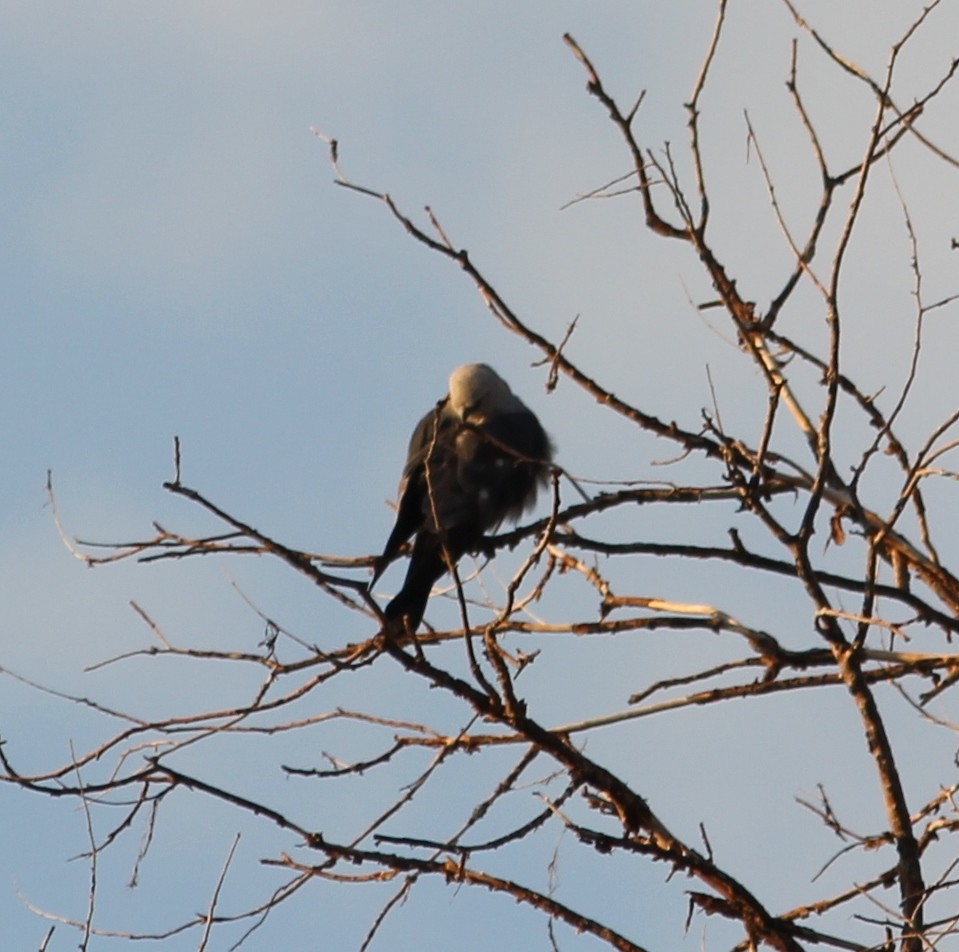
(372, 401), (459, 583)
(458, 410), (553, 527)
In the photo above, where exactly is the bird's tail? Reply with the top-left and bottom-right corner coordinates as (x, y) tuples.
(383, 527), (476, 633)
(383, 534), (448, 633)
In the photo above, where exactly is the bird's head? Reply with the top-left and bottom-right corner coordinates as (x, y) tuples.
(448, 363), (515, 423)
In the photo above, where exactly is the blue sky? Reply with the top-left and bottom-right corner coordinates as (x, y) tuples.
(3, 2), (959, 949)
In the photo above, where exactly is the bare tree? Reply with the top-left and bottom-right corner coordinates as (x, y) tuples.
(7, 4), (959, 950)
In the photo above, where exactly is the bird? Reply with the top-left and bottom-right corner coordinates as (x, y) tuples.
(371, 363), (553, 633)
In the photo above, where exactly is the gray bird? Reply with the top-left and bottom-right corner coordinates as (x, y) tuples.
(372, 363), (553, 632)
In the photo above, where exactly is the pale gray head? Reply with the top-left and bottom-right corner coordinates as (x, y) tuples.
(447, 363), (519, 423)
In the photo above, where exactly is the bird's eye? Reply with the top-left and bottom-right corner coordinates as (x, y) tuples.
(462, 402), (480, 421)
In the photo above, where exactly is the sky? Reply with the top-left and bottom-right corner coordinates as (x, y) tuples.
(3, 2), (959, 950)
